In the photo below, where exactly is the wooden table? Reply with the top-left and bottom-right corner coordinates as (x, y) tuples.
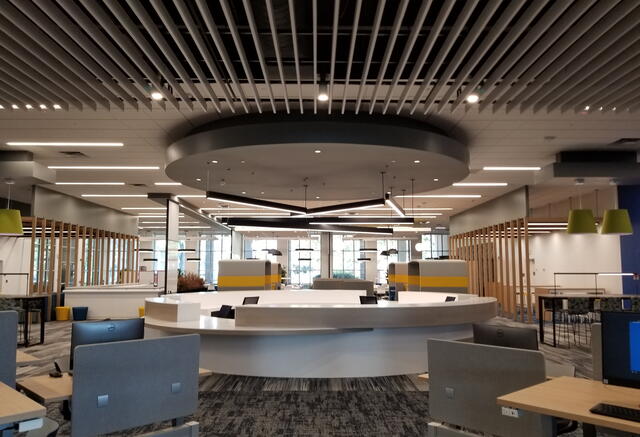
(497, 376), (640, 436)
(16, 351), (45, 367)
(0, 381), (45, 429)
(17, 368), (213, 404)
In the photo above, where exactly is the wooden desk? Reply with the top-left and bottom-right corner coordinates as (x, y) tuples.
(17, 368), (213, 404)
(17, 374), (73, 403)
(0, 382), (45, 426)
(16, 350), (45, 367)
(498, 377), (640, 436)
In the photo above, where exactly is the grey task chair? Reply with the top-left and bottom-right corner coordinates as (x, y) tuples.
(0, 310), (18, 388)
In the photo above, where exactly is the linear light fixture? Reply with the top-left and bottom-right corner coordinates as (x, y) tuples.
(178, 248), (196, 252)
(529, 222), (568, 226)
(452, 182), (508, 187)
(82, 194), (146, 198)
(482, 166), (541, 171)
(385, 194), (406, 217)
(55, 182), (125, 186)
(395, 194), (482, 198)
(356, 257), (372, 261)
(122, 207), (166, 210)
(7, 141), (123, 147)
(207, 191), (307, 214)
(180, 226), (211, 229)
(597, 272), (635, 276)
(186, 258), (201, 262)
(176, 194), (206, 198)
(310, 217), (414, 225)
(138, 248), (154, 253)
(359, 248), (378, 252)
(154, 182), (182, 186)
(307, 198), (386, 215)
(49, 166), (160, 170)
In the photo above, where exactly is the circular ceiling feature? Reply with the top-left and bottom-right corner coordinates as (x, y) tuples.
(166, 114), (469, 202)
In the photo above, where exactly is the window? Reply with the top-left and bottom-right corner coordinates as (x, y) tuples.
(331, 235), (365, 279)
(199, 234), (231, 284)
(288, 238), (321, 287)
(421, 234), (449, 259)
(376, 240), (410, 283)
(243, 239), (278, 262)
(152, 239), (186, 272)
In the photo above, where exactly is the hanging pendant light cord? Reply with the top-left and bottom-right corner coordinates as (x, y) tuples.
(411, 178), (415, 213)
(6, 183), (10, 209)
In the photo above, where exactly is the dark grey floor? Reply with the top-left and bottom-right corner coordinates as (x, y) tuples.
(16, 318), (594, 436)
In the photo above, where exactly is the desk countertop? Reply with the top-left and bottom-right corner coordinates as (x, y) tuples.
(0, 381), (46, 425)
(497, 376), (640, 434)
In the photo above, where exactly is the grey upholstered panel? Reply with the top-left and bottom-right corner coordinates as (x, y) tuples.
(427, 339), (553, 437)
(71, 334), (200, 437)
(0, 311), (18, 388)
(592, 322), (602, 381)
(312, 278), (374, 296)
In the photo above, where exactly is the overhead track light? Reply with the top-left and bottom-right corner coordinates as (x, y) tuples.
(385, 193), (406, 217)
(307, 198), (386, 215)
(206, 191), (307, 215)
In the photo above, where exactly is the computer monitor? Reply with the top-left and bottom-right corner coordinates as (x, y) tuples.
(70, 318), (144, 369)
(211, 305), (234, 319)
(359, 296), (378, 304)
(601, 311), (640, 388)
(243, 296), (259, 305)
(445, 296), (456, 302)
(472, 323), (538, 351)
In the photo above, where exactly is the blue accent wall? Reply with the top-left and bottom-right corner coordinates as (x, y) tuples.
(618, 185), (640, 295)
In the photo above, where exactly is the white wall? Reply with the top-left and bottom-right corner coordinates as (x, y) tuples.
(0, 238), (31, 295)
(529, 232), (622, 293)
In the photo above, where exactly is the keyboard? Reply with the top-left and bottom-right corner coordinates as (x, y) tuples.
(590, 403), (640, 423)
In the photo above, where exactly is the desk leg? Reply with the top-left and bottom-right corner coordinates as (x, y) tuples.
(22, 298), (30, 347)
(39, 297), (46, 344)
(539, 296), (545, 344)
(582, 423), (596, 437)
(552, 299), (557, 348)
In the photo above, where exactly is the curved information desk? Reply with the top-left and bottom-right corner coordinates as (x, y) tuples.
(144, 290), (496, 378)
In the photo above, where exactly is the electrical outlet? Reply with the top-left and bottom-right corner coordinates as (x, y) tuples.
(501, 406), (521, 418)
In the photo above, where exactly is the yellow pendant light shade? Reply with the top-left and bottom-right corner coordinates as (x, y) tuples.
(566, 209), (597, 234)
(600, 209), (633, 235)
(0, 209), (23, 236)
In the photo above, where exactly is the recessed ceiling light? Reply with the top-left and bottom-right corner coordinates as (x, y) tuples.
(317, 82), (329, 102)
(314, 150), (322, 154)
(241, 160), (245, 164)
(466, 94), (479, 104)
(433, 178), (439, 181)
(210, 160), (218, 164)
(482, 166), (541, 171)
(8, 142), (123, 147)
(195, 178), (202, 182)
(48, 165), (159, 170)
(154, 182), (182, 186)
(39, 104), (47, 109)
(599, 106), (603, 111)
(25, 104), (33, 109)
(260, 191), (265, 194)
(584, 105), (590, 110)
(395, 194), (482, 198)
(11, 104), (18, 109)
(241, 191), (247, 194)
(0, 105), (4, 109)
(82, 194), (147, 198)
(53, 104), (61, 110)
(453, 182), (508, 186)
(151, 91), (163, 100)
(414, 160), (421, 164)
(315, 196), (320, 199)
(612, 107), (617, 111)
(55, 182), (125, 186)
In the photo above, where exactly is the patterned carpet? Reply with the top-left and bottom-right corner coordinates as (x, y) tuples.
(15, 318), (595, 436)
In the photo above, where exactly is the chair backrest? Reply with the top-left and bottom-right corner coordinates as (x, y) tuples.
(71, 334), (199, 437)
(0, 310), (18, 388)
(592, 322), (602, 381)
(428, 339), (552, 437)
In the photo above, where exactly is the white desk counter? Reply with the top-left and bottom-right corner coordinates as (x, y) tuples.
(144, 290), (497, 378)
(64, 285), (161, 319)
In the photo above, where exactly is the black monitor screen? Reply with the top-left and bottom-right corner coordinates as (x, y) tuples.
(242, 296), (259, 305)
(359, 296), (378, 305)
(472, 323), (538, 351)
(70, 318), (144, 369)
(601, 311), (640, 388)
(445, 296), (456, 302)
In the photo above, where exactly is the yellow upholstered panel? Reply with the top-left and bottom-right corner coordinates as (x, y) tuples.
(218, 275), (268, 287)
(419, 276), (469, 288)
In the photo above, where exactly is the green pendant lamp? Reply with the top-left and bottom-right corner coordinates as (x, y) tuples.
(566, 194), (597, 234)
(600, 209), (633, 235)
(0, 180), (23, 236)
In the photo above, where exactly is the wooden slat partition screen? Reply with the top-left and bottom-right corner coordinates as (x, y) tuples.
(11, 217), (139, 297)
(450, 217), (536, 323)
